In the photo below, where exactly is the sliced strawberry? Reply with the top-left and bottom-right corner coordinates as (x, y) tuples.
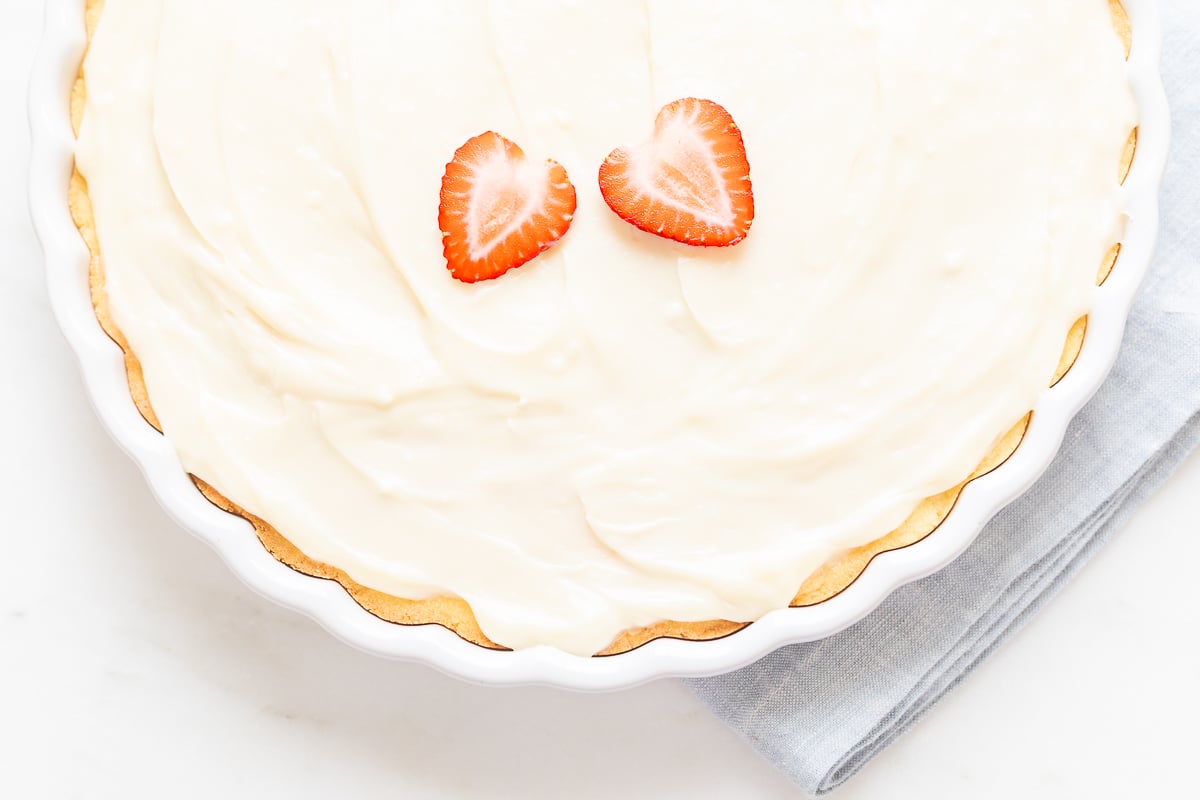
(439, 132), (577, 283)
(599, 98), (754, 248)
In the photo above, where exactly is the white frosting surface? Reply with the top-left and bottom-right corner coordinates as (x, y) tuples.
(76, 0), (1136, 654)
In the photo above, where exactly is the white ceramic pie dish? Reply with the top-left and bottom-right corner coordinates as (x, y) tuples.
(28, 0), (1169, 690)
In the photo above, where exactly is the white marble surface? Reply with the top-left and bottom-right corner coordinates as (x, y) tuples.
(3, 4), (1197, 797)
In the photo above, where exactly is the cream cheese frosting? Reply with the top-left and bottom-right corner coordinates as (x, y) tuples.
(76, 0), (1137, 654)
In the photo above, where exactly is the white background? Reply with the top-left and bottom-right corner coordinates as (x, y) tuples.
(3, 3), (1197, 797)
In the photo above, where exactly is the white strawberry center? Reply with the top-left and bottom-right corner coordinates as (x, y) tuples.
(465, 145), (549, 261)
(638, 111), (735, 227)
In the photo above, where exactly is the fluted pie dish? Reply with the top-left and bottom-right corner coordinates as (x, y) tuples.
(29, 0), (1168, 688)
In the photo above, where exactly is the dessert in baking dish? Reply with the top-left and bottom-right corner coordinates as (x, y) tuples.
(71, 0), (1138, 654)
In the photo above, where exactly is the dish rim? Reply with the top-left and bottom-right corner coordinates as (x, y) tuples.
(28, 0), (1170, 690)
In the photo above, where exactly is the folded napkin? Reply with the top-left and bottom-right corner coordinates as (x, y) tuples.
(687, 3), (1200, 793)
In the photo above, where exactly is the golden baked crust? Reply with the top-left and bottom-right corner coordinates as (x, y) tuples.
(70, 0), (1137, 655)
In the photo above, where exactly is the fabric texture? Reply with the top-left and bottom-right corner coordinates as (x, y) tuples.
(687, 3), (1200, 794)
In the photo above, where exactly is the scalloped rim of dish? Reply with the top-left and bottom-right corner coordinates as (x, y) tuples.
(28, 0), (1170, 691)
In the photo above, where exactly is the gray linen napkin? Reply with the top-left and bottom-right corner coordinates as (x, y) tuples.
(687, 3), (1200, 793)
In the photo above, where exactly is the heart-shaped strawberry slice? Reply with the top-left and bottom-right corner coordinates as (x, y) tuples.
(439, 132), (577, 283)
(599, 98), (754, 248)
